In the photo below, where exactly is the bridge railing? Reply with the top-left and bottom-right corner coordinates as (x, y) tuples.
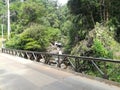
(2, 48), (120, 82)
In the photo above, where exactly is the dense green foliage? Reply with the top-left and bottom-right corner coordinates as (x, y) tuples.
(1, 0), (67, 51)
(67, 0), (120, 58)
(92, 39), (112, 58)
(0, 0), (120, 82)
(66, 0), (120, 82)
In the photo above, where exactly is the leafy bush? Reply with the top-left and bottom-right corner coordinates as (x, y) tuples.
(24, 39), (41, 51)
(92, 39), (113, 58)
(5, 36), (22, 49)
(46, 27), (61, 42)
(5, 23), (62, 51)
(6, 24), (47, 51)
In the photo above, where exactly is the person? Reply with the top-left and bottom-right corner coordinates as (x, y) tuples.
(56, 48), (62, 67)
(58, 48), (62, 55)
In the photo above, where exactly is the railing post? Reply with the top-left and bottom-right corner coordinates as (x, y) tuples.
(8, 50), (10, 54)
(36, 54), (41, 62)
(26, 52), (30, 59)
(1, 48), (3, 53)
(12, 50), (13, 55)
(103, 62), (109, 79)
(32, 52), (37, 61)
(75, 58), (79, 72)
(57, 55), (61, 67)
(44, 54), (50, 64)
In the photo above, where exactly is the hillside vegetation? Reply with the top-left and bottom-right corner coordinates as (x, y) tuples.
(0, 0), (120, 82)
(66, 0), (120, 59)
(0, 0), (120, 59)
(71, 23), (120, 59)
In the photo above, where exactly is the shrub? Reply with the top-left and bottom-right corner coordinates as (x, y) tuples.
(92, 39), (113, 58)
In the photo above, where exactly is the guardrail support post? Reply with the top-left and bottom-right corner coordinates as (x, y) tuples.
(75, 58), (79, 72)
(103, 62), (109, 79)
(57, 55), (61, 68)
(1, 48), (3, 53)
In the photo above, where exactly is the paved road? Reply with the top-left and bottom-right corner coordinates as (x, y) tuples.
(0, 53), (120, 90)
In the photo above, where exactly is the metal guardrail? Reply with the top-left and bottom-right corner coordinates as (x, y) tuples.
(2, 48), (120, 81)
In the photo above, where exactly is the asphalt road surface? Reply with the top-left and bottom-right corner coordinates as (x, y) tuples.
(0, 53), (120, 90)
